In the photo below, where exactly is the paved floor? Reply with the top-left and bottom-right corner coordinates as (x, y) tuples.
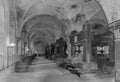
(1, 57), (115, 82)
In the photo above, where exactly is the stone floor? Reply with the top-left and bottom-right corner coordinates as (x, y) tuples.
(0, 57), (116, 82)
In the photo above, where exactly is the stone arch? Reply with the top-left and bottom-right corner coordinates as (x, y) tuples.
(20, 0), (109, 35)
(20, 14), (66, 36)
(94, 0), (108, 25)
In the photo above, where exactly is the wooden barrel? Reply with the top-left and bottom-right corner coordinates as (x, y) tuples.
(15, 61), (29, 73)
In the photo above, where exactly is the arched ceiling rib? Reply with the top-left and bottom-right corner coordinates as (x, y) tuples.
(16, 0), (120, 27)
(21, 14), (67, 44)
(30, 36), (48, 45)
(27, 28), (56, 39)
(22, 14), (66, 33)
(33, 38), (47, 44)
(29, 31), (55, 44)
(19, 0), (107, 33)
(22, 0), (102, 20)
(30, 31), (55, 43)
(98, 0), (120, 24)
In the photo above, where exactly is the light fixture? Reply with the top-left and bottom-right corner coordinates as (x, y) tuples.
(9, 43), (16, 47)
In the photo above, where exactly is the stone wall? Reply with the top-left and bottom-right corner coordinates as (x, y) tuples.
(0, 0), (20, 71)
(0, 0), (9, 70)
(114, 28), (120, 81)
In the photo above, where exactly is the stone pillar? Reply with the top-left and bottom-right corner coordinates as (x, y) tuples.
(83, 23), (92, 73)
(115, 39), (120, 82)
(109, 35), (115, 62)
(21, 34), (25, 56)
(67, 44), (71, 57)
(83, 41), (86, 62)
(0, 0), (10, 69)
(113, 28), (120, 82)
(15, 37), (20, 56)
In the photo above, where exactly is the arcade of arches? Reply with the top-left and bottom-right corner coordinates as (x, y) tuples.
(0, 0), (120, 82)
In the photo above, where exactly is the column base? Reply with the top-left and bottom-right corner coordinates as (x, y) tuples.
(83, 62), (91, 74)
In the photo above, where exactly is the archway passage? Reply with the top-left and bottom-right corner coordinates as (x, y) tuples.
(19, 0), (109, 57)
(20, 14), (67, 56)
(14, 0), (114, 81)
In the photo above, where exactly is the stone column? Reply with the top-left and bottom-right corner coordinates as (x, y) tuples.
(83, 23), (92, 73)
(109, 34), (115, 62)
(21, 33), (25, 56)
(83, 41), (86, 62)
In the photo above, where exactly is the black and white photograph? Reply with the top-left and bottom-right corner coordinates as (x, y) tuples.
(0, 0), (120, 82)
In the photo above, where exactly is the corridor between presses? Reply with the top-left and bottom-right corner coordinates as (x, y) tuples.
(2, 56), (114, 82)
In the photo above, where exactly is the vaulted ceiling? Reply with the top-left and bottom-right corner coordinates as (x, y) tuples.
(13, 0), (110, 53)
